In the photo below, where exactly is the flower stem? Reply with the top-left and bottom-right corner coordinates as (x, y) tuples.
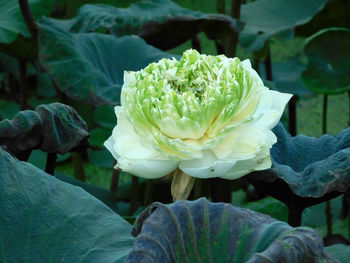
(171, 169), (195, 201)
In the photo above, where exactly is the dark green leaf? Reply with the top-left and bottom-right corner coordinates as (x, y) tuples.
(302, 27), (350, 95)
(0, 147), (133, 262)
(240, 0), (328, 51)
(62, 0), (242, 50)
(89, 149), (114, 169)
(90, 128), (111, 148)
(36, 73), (56, 98)
(0, 99), (19, 120)
(0, 0), (51, 59)
(244, 197), (288, 222)
(127, 198), (337, 262)
(54, 172), (117, 212)
(38, 17), (176, 105)
(0, 102), (89, 156)
(94, 105), (116, 129)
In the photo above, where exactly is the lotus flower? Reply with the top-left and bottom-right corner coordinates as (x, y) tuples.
(105, 49), (291, 198)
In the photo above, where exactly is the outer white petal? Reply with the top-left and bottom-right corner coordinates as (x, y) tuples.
(255, 90), (293, 129)
(220, 148), (272, 180)
(179, 151), (237, 178)
(104, 135), (119, 160)
(116, 157), (178, 179)
(104, 106), (179, 178)
(214, 125), (276, 160)
(112, 106), (162, 160)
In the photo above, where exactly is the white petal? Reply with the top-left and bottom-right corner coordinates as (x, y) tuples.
(220, 148), (272, 179)
(214, 125), (276, 160)
(255, 90), (293, 129)
(112, 106), (163, 160)
(116, 157), (178, 179)
(179, 151), (237, 178)
(104, 135), (119, 160)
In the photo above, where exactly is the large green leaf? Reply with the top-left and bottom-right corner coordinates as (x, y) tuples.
(0, 0), (51, 59)
(0, 0), (50, 43)
(302, 28), (350, 95)
(249, 122), (350, 199)
(126, 198), (337, 262)
(325, 244), (350, 263)
(260, 58), (314, 99)
(59, 0), (242, 50)
(0, 147), (133, 262)
(240, 0), (328, 51)
(0, 103), (89, 156)
(38, 17), (176, 105)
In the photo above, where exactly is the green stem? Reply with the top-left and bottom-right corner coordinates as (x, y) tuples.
(18, 60), (27, 110)
(110, 162), (119, 193)
(129, 176), (139, 215)
(18, 0), (38, 41)
(288, 96), (297, 136)
(45, 153), (57, 175)
(71, 152), (85, 181)
(322, 94), (333, 237)
(287, 206), (303, 227)
(216, 0), (226, 14)
(230, 0), (242, 19)
(264, 47), (273, 81)
(348, 91), (350, 127)
(144, 180), (154, 206)
(326, 200), (333, 238)
(322, 94), (328, 134)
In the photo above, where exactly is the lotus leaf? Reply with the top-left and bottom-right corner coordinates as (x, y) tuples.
(126, 198), (337, 262)
(38, 18), (176, 105)
(0, 147), (133, 262)
(57, 0), (242, 50)
(0, 102), (89, 157)
(302, 27), (350, 95)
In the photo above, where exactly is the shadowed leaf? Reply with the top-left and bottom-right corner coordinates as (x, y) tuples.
(126, 198), (337, 262)
(59, 0), (242, 50)
(0, 102), (89, 156)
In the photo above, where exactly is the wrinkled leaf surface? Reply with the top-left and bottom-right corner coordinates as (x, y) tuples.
(126, 198), (337, 262)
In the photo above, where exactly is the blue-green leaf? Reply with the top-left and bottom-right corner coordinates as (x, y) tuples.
(126, 198), (337, 262)
(0, 147), (134, 262)
(240, 0), (328, 51)
(38, 17), (176, 106)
